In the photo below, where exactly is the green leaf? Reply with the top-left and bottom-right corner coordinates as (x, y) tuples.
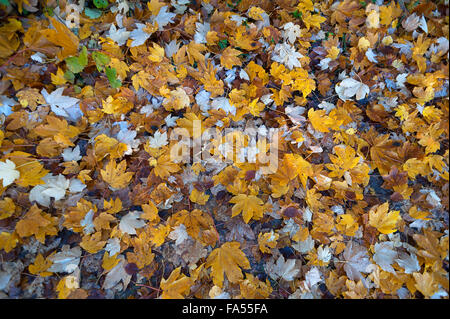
(65, 46), (88, 74)
(92, 51), (111, 72)
(93, 0), (108, 9)
(292, 10), (302, 19)
(64, 70), (75, 83)
(84, 7), (102, 19)
(105, 67), (122, 89)
(0, 0), (10, 6)
(218, 39), (229, 50)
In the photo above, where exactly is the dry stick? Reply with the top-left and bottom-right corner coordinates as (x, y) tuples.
(133, 281), (161, 292)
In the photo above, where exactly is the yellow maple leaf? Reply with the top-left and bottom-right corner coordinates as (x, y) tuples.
(102, 96), (133, 115)
(200, 63), (224, 98)
(127, 232), (155, 268)
(189, 188), (210, 205)
(147, 224), (169, 247)
(56, 274), (79, 299)
(15, 204), (50, 238)
(162, 87), (190, 111)
(239, 273), (273, 299)
(160, 267), (194, 299)
(148, 42), (165, 63)
(220, 47), (242, 69)
(0, 197), (16, 220)
(336, 214), (359, 237)
(80, 232), (106, 253)
(102, 252), (120, 271)
(16, 88), (45, 110)
(369, 202), (401, 234)
(100, 160), (134, 189)
(103, 197), (122, 214)
(246, 98), (265, 117)
(94, 134), (128, 160)
(231, 26), (261, 51)
(0, 232), (18, 253)
(150, 154), (180, 179)
(108, 58), (129, 80)
(409, 206), (431, 220)
(205, 241), (250, 288)
(229, 194), (264, 223)
(141, 201), (160, 222)
(308, 108), (334, 133)
(169, 209), (216, 246)
(40, 16), (79, 60)
(413, 272), (439, 298)
(93, 212), (116, 231)
(147, 0), (165, 15)
(29, 253), (53, 277)
(258, 231), (279, 254)
(326, 145), (361, 178)
(51, 68), (67, 85)
(303, 12), (326, 30)
(34, 115), (80, 147)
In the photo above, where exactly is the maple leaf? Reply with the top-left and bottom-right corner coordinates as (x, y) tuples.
(258, 231), (279, 254)
(326, 145), (361, 178)
(266, 255), (300, 281)
(101, 160), (133, 189)
(102, 252), (121, 271)
(40, 17), (79, 60)
(282, 22), (301, 44)
(396, 252), (420, 274)
(169, 209), (216, 246)
(15, 204), (50, 238)
(302, 12), (326, 30)
(0, 232), (19, 253)
(153, 6), (176, 30)
(94, 134), (128, 160)
(160, 267), (194, 299)
(48, 245), (81, 273)
(0, 159), (20, 187)
(0, 197), (15, 220)
(127, 232), (155, 268)
(29, 174), (70, 207)
(16, 88), (45, 110)
(239, 273), (273, 299)
(369, 202), (401, 234)
(107, 24), (130, 46)
(102, 255), (131, 291)
(413, 229), (443, 268)
(308, 108), (335, 133)
(80, 232), (106, 253)
(220, 47), (242, 69)
(229, 194), (264, 223)
(335, 78), (369, 101)
(41, 88), (81, 121)
(189, 188), (209, 205)
(413, 272), (439, 298)
(168, 224), (189, 246)
(342, 241), (372, 283)
(373, 242), (397, 273)
(28, 253), (53, 277)
(206, 241), (250, 287)
(272, 43), (303, 70)
(0, 95), (16, 116)
(148, 130), (168, 149)
(150, 154), (180, 179)
(119, 211), (146, 235)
